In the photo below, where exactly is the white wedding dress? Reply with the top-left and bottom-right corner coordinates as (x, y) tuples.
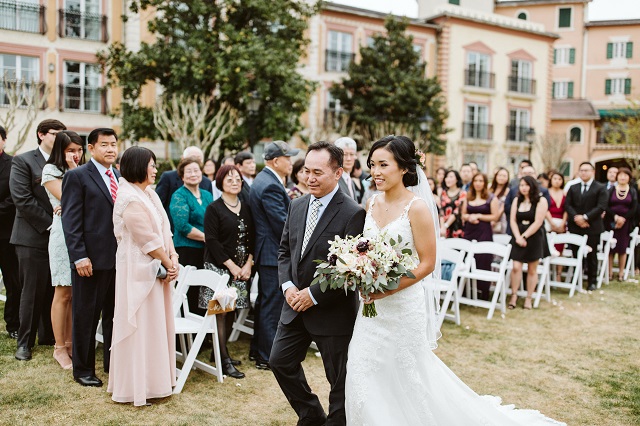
(345, 195), (566, 426)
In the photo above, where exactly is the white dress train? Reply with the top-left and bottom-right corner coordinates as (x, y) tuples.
(345, 196), (565, 426)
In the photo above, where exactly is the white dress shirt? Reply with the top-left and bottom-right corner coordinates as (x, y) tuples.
(38, 146), (50, 162)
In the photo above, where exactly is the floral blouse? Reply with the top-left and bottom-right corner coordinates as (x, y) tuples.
(440, 189), (466, 238)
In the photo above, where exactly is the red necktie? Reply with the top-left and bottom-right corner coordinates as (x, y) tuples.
(105, 169), (118, 202)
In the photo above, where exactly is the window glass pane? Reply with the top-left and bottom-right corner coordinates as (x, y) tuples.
(0, 54), (17, 79)
(570, 127), (581, 142)
(517, 12), (527, 20)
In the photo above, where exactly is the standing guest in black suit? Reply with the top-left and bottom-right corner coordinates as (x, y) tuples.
(270, 141), (365, 426)
(10, 119), (66, 360)
(0, 126), (21, 339)
(234, 151), (254, 202)
(155, 146), (212, 226)
(250, 140), (299, 369)
(565, 161), (608, 291)
(61, 128), (119, 387)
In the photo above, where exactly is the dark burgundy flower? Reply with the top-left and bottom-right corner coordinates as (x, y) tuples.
(328, 254), (338, 266)
(356, 240), (370, 253)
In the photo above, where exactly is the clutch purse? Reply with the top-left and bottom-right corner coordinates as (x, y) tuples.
(157, 265), (167, 279)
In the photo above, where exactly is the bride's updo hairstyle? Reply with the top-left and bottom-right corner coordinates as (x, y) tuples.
(366, 135), (418, 187)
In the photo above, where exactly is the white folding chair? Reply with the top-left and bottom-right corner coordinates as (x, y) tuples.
(492, 234), (512, 246)
(228, 273), (259, 342)
(0, 270), (6, 302)
(426, 247), (465, 328)
(596, 231), (614, 288)
(623, 227), (639, 281)
(172, 264), (197, 316)
(173, 269), (230, 393)
(547, 233), (588, 296)
(456, 242), (512, 319)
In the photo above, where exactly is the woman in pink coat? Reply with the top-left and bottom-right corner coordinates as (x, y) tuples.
(107, 147), (178, 406)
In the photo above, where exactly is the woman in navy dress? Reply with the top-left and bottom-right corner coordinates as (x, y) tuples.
(461, 173), (500, 301)
(605, 167), (638, 281)
(509, 176), (549, 310)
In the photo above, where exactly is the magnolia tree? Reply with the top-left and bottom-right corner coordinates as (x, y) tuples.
(153, 93), (239, 165)
(536, 133), (570, 172)
(602, 103), (640, 178)
(0, 78), (49, 153)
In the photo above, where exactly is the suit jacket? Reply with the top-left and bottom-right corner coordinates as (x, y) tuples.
(155, 169), (213, 213)
(278, 189), (366, 336)
(565, 180), (608, 235)
(61, 161), (120, 270)
(0, 151), (15, 240)
(250, 168), (290, 267)
(9, 148), (53, 248)
(338, 175), (357, 201)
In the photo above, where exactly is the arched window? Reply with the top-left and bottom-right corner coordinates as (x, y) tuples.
(517, 12), (528, 20)
(569, 126), (582, 143)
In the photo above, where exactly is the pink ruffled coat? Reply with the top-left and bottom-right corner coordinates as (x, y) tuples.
(107, 179), (176, 406)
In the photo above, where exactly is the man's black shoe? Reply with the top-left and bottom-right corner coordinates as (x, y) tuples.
(8, 330), (18, 339)
(255, 358), (271, 370)
(587, 284), (597, 291)
(15, 346), (32, 361)
(249, 351), (258, 362)
(75, 376), (103, 387)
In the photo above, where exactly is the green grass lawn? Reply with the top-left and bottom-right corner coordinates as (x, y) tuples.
(1, 280), (639, 425)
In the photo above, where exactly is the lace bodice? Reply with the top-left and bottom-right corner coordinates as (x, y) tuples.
(363, 194), (419, 256)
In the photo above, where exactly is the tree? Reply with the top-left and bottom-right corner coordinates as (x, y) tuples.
(99, 0), (318, 155)
(536, 133), (570, 172)
(330, 16), (449, 154)
(602, 103), (640, 178)
(153, 93), (239, 164)
(0, 78), (49, 154)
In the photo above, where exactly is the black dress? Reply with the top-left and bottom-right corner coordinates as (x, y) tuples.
(199, 198), (255, 309)
(510, 200), (550, 262)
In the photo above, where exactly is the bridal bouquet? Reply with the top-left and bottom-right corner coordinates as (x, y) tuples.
(311, 233), (417, 317)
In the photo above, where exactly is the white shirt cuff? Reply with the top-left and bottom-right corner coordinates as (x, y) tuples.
(282, 281), (296, 294)
(74, 257), (89, 265)
(307, 287), (318, 305)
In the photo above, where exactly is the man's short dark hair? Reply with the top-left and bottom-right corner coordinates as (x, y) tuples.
(234, 151), (254, 165)
(579, 161), (594, 170)
(36, 119), (66, 145)
(0, 125), (6, 141)
(520, 159), (533, 167)
(460, 163), (472, 170)
(306, 141), (343, 170)
(120, 146), (156, 184)
(88, 128), (117, 145)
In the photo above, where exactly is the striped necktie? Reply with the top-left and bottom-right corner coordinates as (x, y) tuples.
(105, 169), (118, 202)
(301, 199), (322, 255)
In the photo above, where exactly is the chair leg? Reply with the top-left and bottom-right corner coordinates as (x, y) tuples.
(487, 281), (503, 320)
(228, 308), (249, 342)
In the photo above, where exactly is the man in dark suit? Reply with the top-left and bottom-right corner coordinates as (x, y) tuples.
(334, 137), (357, 201)
(10, 119), (66, 360)
(155, 146), (212, 221)
(250, 140), (299, 369)
(270, 141), (366, 426)
(62, 128), (119, 387)
(565, 161), (608, 291)
(0, 126), (21, 339)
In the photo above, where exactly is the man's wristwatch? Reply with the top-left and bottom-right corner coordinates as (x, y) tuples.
(582, 214), (589, 221)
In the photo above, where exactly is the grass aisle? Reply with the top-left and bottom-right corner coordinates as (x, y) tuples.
(1, 281), (639, 425)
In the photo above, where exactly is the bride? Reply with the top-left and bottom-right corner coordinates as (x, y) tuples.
(344, 135), (565, 426)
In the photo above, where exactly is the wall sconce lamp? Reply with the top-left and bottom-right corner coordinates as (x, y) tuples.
(48, 63), (55, 73)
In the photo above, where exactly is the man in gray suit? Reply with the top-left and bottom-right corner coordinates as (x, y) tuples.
(334, 137), (358, 201)
(270, 141), (366, 426)
(10, 119), (66, 360)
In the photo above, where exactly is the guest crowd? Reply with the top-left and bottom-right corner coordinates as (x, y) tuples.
(0, 122), (639, 406)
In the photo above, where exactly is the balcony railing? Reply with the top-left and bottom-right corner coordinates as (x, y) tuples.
(58, 9), (108, 42)
(464, 69), (495, 89)
(462, 122), (493, 140)
(506, 125), (534, 142)
(323, 108), (348, 129)
(0, 78), (47, 108)
(508, 76), (536, 94)
(0, 0), (46, 34)
(58, 84), (106, 114)
(325, 49), (355, 72)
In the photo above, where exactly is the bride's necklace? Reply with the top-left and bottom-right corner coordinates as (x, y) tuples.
(616, 185), (629, 200)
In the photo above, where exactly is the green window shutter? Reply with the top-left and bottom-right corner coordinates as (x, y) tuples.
(625, 78), (631, 95)
(626, 42), (633, 58)
(552, 82), (556, 98)
(569, 48), (576, 64)
(449, 0), (460, 4)
(553, 49), (557, 64)
(605, 79), (611, 95)
(607, 43), (613, 59)
(568, 82), (574, 98)
(558, 8), (571, 28)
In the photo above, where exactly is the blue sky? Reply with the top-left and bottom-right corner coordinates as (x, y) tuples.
(332, 0), (640, 21)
